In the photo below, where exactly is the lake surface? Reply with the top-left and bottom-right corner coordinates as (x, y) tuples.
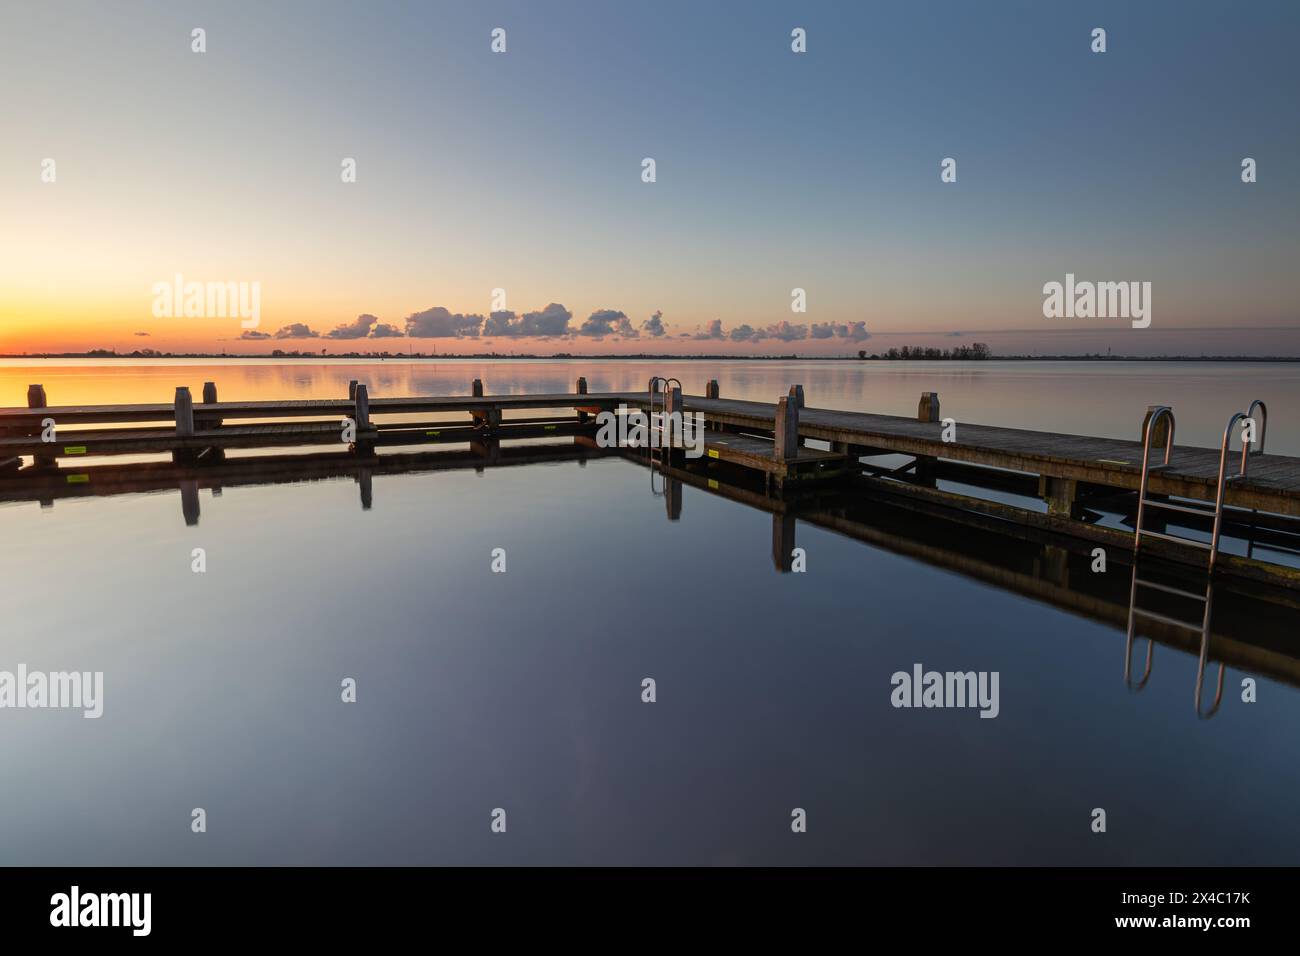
(2, 359), (1299, 865)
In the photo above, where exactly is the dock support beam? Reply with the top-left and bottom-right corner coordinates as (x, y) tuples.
(789, 384), (804, 409)
(918, 392), (940, 423)
(198, 381), (221, 431)
(472, 379), (484, 398)
(352, 383), (376, 456)
(1038, 475), (1079, 518)
(348, 380), (358, 400)
(706, 380), (720, 399)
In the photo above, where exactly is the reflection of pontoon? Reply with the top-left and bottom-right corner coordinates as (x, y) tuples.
(4, 425), (1299, 716)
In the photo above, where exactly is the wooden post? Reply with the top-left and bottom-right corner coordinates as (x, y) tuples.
(1038, 475), (1079, 518)
(774, 395), (799, 461)
(664, 383), (681, 450)
(199, 381), (220, 430)
(472, 379), (484, 397)
(576, 376), (588, 423)
(918, 392), (940, 423)
(706, 380), (719, 399)
(27, 384), (55, 468)
(174, 387), (194, 437)
(1140, 405), (1170, 449)
(789, 384), (804, 409)
(353, 383), (370, 429)
(348, 380), (359, 400)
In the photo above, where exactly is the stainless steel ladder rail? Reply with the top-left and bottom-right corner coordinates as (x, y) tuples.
(1134, 404), (1267, 571)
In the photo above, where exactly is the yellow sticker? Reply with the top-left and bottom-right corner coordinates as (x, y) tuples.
(426, 430), (441, 437)
(544, 424), (557, 430)
(707, 449), (720, 459)
(67, 474), (89, 484)
(64, 446), (87, 455)
(708, 479), (719, 489)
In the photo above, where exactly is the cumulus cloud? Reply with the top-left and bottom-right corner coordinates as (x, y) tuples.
(404, 306), (484, 338)
(239, 330), (271, 340)
(642, 310), (666, 337)
(369, 323), (404, 338)
(767, 321), (808, 342)
(325, 313), (379, 340)
(483, 303), (573, 337)
(274, 323), (320, 339)
(578, 309), (639, 338)
(692, 319), (725, 341)
(729, 324), (760, 342)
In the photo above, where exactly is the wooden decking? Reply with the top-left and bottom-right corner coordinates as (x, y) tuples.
(638, 395), (1300, 516)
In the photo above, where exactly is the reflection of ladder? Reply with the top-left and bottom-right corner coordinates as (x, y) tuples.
(1133, 401), (1268, 571)
(646, 376), (682, 495)
(1125, 560), (1225, 718)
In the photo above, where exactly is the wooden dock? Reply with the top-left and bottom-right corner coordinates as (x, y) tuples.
(3, 376), (1299, 584)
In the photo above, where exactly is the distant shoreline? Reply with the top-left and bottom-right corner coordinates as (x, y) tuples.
(3, 352), (1300, 362)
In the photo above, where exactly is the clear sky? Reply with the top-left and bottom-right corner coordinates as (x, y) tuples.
(1, 0), (1297, 356)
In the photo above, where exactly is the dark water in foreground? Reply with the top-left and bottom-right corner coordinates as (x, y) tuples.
(2, 360), (1299, 864)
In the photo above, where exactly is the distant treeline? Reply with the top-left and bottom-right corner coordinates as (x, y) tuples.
(858, 343), (992, 360)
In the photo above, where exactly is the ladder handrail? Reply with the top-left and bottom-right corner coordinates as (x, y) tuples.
(1245, 398), (1268, 455)
(1209, 411), (1250, 569)
(1134, 406), (1175, 551)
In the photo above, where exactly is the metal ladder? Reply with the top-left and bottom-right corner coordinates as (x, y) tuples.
(646, 376), (682, 495)
(1133, 401), (1268, 571)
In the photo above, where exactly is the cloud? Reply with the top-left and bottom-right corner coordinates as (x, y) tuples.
(404, 306), (484, 338)
(692, 319), (725, 340)
(642, 310), (666, 337)
(369, 323), (404, 338)
(729, 324), (760, 342)
(810, 321), (871, 342)
(239, 330), (271, 340)
(273, 323), (320, 339)
(133, 331), (150, 337)
(483, 303), (573, 337)
(325, 313), (379, 340)
(763, 321), (808, 342)
(578, 309), (638, 338)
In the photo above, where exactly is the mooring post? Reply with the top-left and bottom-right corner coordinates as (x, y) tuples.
(576, 376), (588, 423)
(27, 384), (55, 468)
(1140, 405), (1171, 449)
(472, 379), (484, 397)
(353, 383), (370, 429)
(199, 381), (221, 430)
(1038, 475), (1079, 519)
(918, 392), (940, 423)
(174, 387), (195, 437)
(789, 384), (805, 409)
(348, 380), (359, 401)
(706, 379), (720, 399)
(664, 382), (682, 451)
(775, 395), (799, 460)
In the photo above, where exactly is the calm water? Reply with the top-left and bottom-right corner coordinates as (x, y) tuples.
(2, 359), (1299, 865)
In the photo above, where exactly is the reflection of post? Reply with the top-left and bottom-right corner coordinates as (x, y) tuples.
(1039, 544), (1069, 587)
(772, 512), (796, 572)
(180, 479), (200, 526)
(664, 476), (682, 521)
(358, 468), (373, 510)
(470, 436), (501, 465)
